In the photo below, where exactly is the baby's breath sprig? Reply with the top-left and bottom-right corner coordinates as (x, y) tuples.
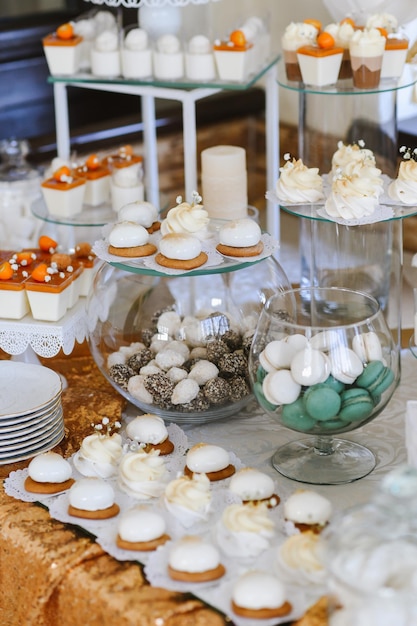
(399, 146), (417, 162)
(91, 416), (121, 436)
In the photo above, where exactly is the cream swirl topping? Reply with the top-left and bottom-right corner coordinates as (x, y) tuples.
(275, 157), (324, 203)
(349, 28), (386, 58)
(165, 473), (211, 513)
(118, 448), (167, 499)
(281, 22), (319, 51)
(161, 200), (210, 239)
(388, 159), (417, 204)
(278, 532), (326, 585)
(73, 432), (123, 479)
(221, 502), (275, 534)
(331, 141), (376, 174)
(366, 13), (398, 34)
(324, 173), (380, 220)
(324, 22), (354, 48)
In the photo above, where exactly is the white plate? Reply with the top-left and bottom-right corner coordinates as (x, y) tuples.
(0, 362), (62, 419)
(0, 424), (65, 465)
(0, 396), (62, 430)
(0, 405), (63, 443)
(0, 409), (63, 455)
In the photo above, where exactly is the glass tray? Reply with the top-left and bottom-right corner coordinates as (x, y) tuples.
(48, 53), (280, 91)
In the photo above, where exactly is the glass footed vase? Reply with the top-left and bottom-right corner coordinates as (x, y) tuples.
(86, 255), (291, 425)
(249, 286), (400, 485)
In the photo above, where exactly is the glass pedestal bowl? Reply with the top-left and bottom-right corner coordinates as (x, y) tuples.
(249, 286), (400, 484)
(86, 255), (291, 425)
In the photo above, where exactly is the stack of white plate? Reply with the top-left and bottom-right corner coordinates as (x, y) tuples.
(0, 361), (64, 465)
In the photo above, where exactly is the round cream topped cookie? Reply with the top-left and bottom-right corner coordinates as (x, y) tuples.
(185, 442), (235, 481)
(68, 477), (120, 519)
(116, 505), (170, 551)
(229, 467), (280, 507)
(25, 451), (74, 494)
(284, 489), (332, 532)
(118, 201), (159, 232)
(73, 431), (123, 479)
(108, 221), (157, 258)
(231, 570), (292, 619)
(125, 413), (173, 455)
(216, 218), (263, 258)
(155, 233), (208, 270)
(168, 535), (225, 582)
(164, 473), (212, 527)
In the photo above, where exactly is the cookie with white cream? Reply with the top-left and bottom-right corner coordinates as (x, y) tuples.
(167, 535), (225, 582)
(118, 201), (160, 233)
(25, 451), (74, 494)
(155, 233), (208, 270)
(216, 218), (263, 257)
(229, 467), (280, 507)
(68, 477), (120, 519)
(231, 570), (292, 619)
(116, 506), (170, 551)
(284, 489), (332, 533)
(125, 413), (174, 455)
(108, 221), (157, 258)
(184, 443), (235, 481)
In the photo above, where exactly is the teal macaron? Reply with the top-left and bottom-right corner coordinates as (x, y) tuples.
(282, 398), (316, 432)
(303, 383), (342, 421)
(338, 387), (374, 422)
(356, 360), (395, 398)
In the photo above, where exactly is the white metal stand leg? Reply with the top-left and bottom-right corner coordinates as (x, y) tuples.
(141, 94), (160, 208)
(182, 93), (198, 201)
(265, 63), (280, 243)
(53, 82), (71, 161)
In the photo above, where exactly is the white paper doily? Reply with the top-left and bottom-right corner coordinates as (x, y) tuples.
(0, 298), (88, 358)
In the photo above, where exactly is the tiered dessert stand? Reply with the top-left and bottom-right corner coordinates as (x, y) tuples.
(276, 63), (417, 350)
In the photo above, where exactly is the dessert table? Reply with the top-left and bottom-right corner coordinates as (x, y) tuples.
(0, 338), (415, 626)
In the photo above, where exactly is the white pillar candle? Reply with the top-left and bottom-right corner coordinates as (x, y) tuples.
(201, 145), (248, 220)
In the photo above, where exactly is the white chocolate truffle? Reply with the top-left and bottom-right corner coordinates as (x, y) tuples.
(229, 467), (276, 502)
(219, 218), (261, 247)
(159, 233), (202, 261)
(118, 201), (158, 228)
(171, 378), (200, 404)
(188, 359), (219, 385)
(69, 477), (116, 511)
(186, 443), (230, 474)
(126, 414), (168, 445)
(118, 506), (167, 543)
(284, 490), (332, 526)
(28, 451), (72, 484)
(108, 222), (149, 248)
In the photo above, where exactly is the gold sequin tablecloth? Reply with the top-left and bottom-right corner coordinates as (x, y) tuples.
(1, 342), (415, 626)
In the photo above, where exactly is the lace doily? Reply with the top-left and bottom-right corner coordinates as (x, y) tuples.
(0, 299), (87, 358)
(93, 233), (278, 276)
(83, 0), (221, 7)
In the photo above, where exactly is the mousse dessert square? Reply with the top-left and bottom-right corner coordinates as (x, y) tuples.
(0, 259), (30, 320)
(349, 28), (386, 89)
(91, 29), (121, 78)
(121, 26), (152, 79)
(25, 262), (73, 322)
(381, 35), (408, 79)
(75, 154), (110, 207)
(43, 23), (83, 76)
(213, 30), (254, 82)
(297, 44), (343, 87)
(153, 34), (184, 80)
(281, 21), (320, 82)
(323, 19), (355, 79)
(41, 165), (86, 219)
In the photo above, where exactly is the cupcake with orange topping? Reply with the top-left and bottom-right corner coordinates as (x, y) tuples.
(41, 164), (86, 218)
(43, 22), (83, 76)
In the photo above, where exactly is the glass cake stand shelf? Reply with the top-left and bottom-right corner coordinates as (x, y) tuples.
(48, 53), (281, 92)
(277, 61), (417, 96)
(32, 198), (116, 228)
(279, 202), (417, 223)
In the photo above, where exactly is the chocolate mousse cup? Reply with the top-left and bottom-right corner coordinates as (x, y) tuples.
(350, 53), (383, 88)
(283, 49), (302, 82)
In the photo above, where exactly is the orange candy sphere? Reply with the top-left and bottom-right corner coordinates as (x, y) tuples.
(317, 32), (335, 49)
(230, 30), (247, 47)
(56, 23), (74, 40)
